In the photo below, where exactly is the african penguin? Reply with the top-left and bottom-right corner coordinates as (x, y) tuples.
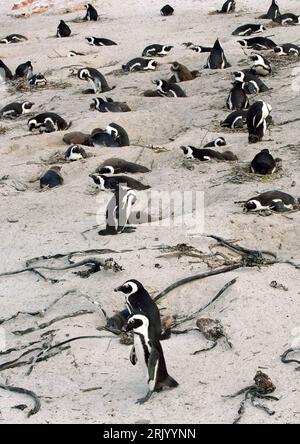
(232, 24), (266, 36)
(226, 82), (249, 111)
(185, 43), (213, 53)
(57, 20), (71, 38)
(218, 0), (236, 13)
(154, 79), (186, 97)
(274, 44), (300, 56)
(40, 166), (63, 189)
(204, 137), (227, 148)
(77, 67), (114, 93)
(90, 129), (120, 147)
(274, 13), (300, 25)
(68, 50), (85, 57)
(106, 122), (130, 146)
(233, 70), (270, 93)
(125, 313), (178, 404)
(90, 97), (131, 113)
(0, 34), (28, 44)
(205, 39), (231, 69)
(238, 37), (277, 50)
(90, 174), (150, 191)
(0, 60), (13, 81)
(259, 0), (280, 20)
(63, 131), (92, 146)
(250, 149), (276, 175)
(15, 61), (33, 79)
(180, 145), (237, 161)
(96, 158), (150, 174)
(160, 4), (174, 16)
(247, 101), (272, 144)
(220, 110), (248, 129)
(28, 113), (71, 133)
(169, 61), (199, 82)
(0, 101), (34, 118)
(250, 54), (272, 76)
(244, 191), (297, 212)
(142, 44), (173, 57)
(65, 145), (87, 161)
(86, 37), (117, 46)
(28, 73), (47, 87)
(122, 58), (158, 72)
(84, 3), (98, 21)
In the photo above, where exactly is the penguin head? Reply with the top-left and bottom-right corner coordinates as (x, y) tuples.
(22, 101), (34, 113)
(98, 165), (115, 174)
(78, 68), (90, 80)
(106, 123), (129, 146)
(274, 46), (284, 54)
(114, 279), (144, 295)
(90, 98), (100, 110)
(29, 73), (47, 86)
(238, 40), (247, 47)
(28, 118), (38, 131)
(214, 137), (226, 147)
(148, 60), (158, 70)
(86, 37), (94, 45)
(180, 145), (194, 159)
(125, 313), (149, 333)
(243, 200), (259, 212)
(259, 25), (267, 32)
(164, 45), (173, 52)
(170, 61), (180, 71)
(233, 71), (245, 82)
(89, 173), (108, 190)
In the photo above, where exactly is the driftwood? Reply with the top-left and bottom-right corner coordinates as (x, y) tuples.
(0, 383), (41, 417)
(281, 348), (300, 366)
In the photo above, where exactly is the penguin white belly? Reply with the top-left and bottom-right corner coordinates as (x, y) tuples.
(134, 335), (149, 378)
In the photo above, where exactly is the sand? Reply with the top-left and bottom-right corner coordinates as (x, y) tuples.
(0, 0), (299, 424)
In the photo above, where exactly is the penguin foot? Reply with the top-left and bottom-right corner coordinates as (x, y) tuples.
(136, 391), (153, 405)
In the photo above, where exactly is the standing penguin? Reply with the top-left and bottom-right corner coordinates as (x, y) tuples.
(57, 20), (71, 38)
(40, 166), (63, 189)
(125, 313), (178, 404)
(0, 60), (13, 81)
(84, 3), (98, 21)
(259, 0), (280, 20)
(250, 54), (272, 76)
(205, 39), (231, 69)
(160, 5), (174, 16)
(250, 149), (276, 175)
(106, 122), (130, 146)
(77, 67), (114, 93)
(247, 101), (272, 143)
(226, 82), (249, 110)
(15, 61), (33, 79)
(218, 1), (236, 13)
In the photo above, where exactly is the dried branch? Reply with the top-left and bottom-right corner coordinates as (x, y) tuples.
(0, 383), (41, 417)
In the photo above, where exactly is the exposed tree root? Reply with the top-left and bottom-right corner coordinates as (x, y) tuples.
(281, 348), (300, 366)
(0, 383), (41, 417)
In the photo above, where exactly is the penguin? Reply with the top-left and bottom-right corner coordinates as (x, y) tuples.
(247, 101), (272, 144)
(40, 166), (63, 189)
(96, 158), (150, 174)
(238, 37), (277, 50)
(204, 137), (226, 148)
(233, 70), (270, 93)
(205, 39), (231, 69)
(274, 44), (300, 56)
(249, 53), (272, 76)
(83, 3), (98, 21)
(142, 44), (173, 57)
(122, 58), (158, 72)
(259, 0), (280, 20)
(99, 185), (137, 235)
(184, 43), (213, 53)
(226, 82), (249, 111)
(90, 97), (131, 113)
(0, 34), (28, 44)
(160, 4), (174, 16)
(125, 313), (178, 404)
(28, 73), (47, 87)
(114, 280), (161, 338)
(274, 13), (300, 25)
(106, 122), (130, 146)
(220, 110), (248, 129)
(86, 37), (117, 46)
(0, 60), (13, 81)
(28, 113), (71, 133)
(153, 79), (186, 97)
(218, 0), (236, 13)
(250, 149), (276, 175)
(57, 20), (71, 38)
(65, 145), (87, 161)
(90, 129), (120, 147)
(90, 174), (150, 191)
(15, 61), (33, 79)
(169, 61), (199, 82)
(180, 145), (237, 161)
(244, 191), (297, 212)
(77, 67), (114, 93)
(232, 24), (266, 36)
(0, 101), (34, 118)
(68, 50), (85, 57)
(63, 131), (92, 146)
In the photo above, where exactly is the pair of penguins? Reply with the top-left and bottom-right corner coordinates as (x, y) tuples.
(110, 280), (178, 404)
(56, 4), (98, 37)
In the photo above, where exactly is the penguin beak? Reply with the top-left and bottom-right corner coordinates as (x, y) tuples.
(125, 321), (133, 332)
(114, 286), (122, 292)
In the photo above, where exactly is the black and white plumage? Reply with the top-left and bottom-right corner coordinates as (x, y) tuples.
(204, 137), (227, 148)
(86, 37), (117, 46)
(106, 123), (130, 146)
(28, 113), (71, 133)
(90, 174), (150, 191)
(250, 54), (272, 76)
(40, 166), (63, 189)
(77, 67), (114, 93)
(122, 58), (158, 72)
(90, 97), (131, 113)
(233, 70), (270, 93)
(232, 24), (266, 36)
(226, 82), (249, 110)
(160, 4), (174, 16)
(28, 73), (47, 87)
(64, 145), (87, 161)
(15, 61), (33, 79)
(247, 101), (272, 144)
(83, 3), (98, 21)
(0, 101), (34, 118)
(185, 43), (213, 53)
(250, 149), (276, 175)
(238, 37), (277, 50)
(274, 44), (300, 56)
(218, 0), (236, 13)
(0, 34), (28, 44)
(220, 110), (248, 129)
(274, 13), (300, 25)
(0, 60), (13, 81)
(57, 20), (71, 38)
(259, 0), (280, 20)
(205, 39), (231, 69)
(68, 50), (85, 57)
(96, 158), (150, 174)
(154, 79), (186, 97)
(142, 44), (173, 57)
(180, 145), (237, 161)
(125, 313), (178, 404)
(244, 191), (297, 212)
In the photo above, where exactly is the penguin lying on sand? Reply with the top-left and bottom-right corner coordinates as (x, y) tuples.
(142, 44), (173, 57)
(249, 54), (272, 76)
(63, 131), (92, 146)
(90, 97), (131, 112)
(244, 191), (298, 212)
(1, 101), (34, 118)
(28, 113), (71, 133)
(153, 79), (186, 97)
(28, 73), (47, 87)
(274, 13), (300, 25)
(96, 158), (150, 174)
(122, 58), (158, 72)
(274, 44), (300, 56)
(233, 70), (270, 93)
(180, 146), (237, 161)
(89, 174), (150, 191)
(65, 145), (87, 161)
(0, 34), (28, 44)
(76, 67), (114, 93)
(204, 137), (227, 148)
(238, 37), (277, 50)
(232, 24), (266, 36)
(250, 149), (276, 175)
(86, 37), (117, 46)
(221, 110), (248, 129)
(183, 42), (213, 53)
(205, 39), (231, 69)
(40, 166), (63, 189)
